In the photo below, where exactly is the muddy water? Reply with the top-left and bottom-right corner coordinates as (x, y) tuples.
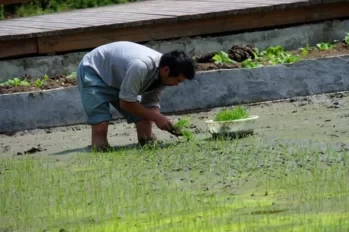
(1, 92), (348, 158)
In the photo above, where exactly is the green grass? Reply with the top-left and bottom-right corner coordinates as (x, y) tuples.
(1, 137), (349, 231)
(215, 106), (249, 121)
(1, 0), (139, 19)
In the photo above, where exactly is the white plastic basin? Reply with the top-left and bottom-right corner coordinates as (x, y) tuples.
(205, 115), (259, 137)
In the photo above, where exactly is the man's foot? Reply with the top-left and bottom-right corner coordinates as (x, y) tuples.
(138, 133), (157, 146)
(90, 143), (114, 152)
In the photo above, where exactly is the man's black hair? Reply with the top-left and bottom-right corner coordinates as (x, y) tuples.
(159, 50), (196, 80)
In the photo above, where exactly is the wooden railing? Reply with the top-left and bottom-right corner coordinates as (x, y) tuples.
(0, 0), (32, 5)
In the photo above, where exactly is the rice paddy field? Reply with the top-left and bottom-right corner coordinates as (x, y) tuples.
(1, 92), (349, 232)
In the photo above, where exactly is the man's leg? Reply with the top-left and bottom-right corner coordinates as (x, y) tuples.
(77, 62), (115, 151)
(134, 107), (159, 146)
(91, 121), (110, 150)
(111, 98), (159, 146)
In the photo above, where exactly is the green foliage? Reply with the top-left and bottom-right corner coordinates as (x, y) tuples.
(0, 78), (30, 87)
(212, 51), (236, 65)
(268, 52), (302, 65)
(215, 106), (249, 121)
(0, 74), (51, 89)
(35, 79), (45, 88)
(344, 33), (349, 45)
(316, 42), (333, 51)
(241, 59), (263, 68)
(264, 46), (285, 58)
(299, 44), (311, 56)
(0, 5), (4, 20)
(66, 72), (77, 79)
(1, 0), (139, 19)
(258, 46), (302, 65)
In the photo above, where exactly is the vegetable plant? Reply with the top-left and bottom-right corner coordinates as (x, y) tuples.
(35, 79), (45, 88)
(264, 46), (285, 58)
(299, 44), (311, 56)
(215, 106), (249, 121)
(344, 33), (349, 44)
(316, 42), (333, 51)
(269, 52), (302, 65)
(212, 51), (236, 65)
(0, 78), (30, 87)
(241, 59), (263, 68)
(67, 72), (77, 79)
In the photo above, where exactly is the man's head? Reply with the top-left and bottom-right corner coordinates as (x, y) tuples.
(158, 50), (196, 86)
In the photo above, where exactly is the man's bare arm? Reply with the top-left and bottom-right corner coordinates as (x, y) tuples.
(119, 99), (174, 131)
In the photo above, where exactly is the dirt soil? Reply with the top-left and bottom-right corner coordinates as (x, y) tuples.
(1, 91), (349, 159)
(1, 42), (349, 95)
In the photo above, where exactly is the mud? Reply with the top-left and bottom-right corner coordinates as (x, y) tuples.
(1, 91), (349, 158)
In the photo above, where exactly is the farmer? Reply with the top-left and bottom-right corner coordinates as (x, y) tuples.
(76, 41), (196, 150)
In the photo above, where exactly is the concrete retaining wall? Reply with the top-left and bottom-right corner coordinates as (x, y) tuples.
(1, 19), (349, 82)
(1, 55), (349, 134)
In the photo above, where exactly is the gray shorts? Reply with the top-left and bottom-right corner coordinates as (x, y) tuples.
(76, 61), (142, 125)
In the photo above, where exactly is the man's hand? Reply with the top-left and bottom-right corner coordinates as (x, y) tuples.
(153, 114), (175, 131)
(120, 99), (174, 131)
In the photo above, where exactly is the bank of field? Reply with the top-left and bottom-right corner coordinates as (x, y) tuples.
(1, 136), (349, 232)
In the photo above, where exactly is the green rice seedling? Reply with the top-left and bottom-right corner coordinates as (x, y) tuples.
(174, 118), (194, 141)
(1, 138), (349, 231)
(214, 106), (249, 121)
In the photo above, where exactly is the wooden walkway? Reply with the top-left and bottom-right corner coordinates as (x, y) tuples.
(0, 0), (349, 59)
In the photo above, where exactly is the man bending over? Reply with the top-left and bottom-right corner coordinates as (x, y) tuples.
(76, 41), (196, 150)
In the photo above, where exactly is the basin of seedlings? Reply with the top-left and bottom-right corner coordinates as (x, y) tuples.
(205, 106), (259, 138)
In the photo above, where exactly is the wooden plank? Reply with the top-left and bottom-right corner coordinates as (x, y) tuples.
(0, 0), (318, 40)
(36, 1), (349, 55)
(0, 37), (37, 58)
(0, 14), (176, 37)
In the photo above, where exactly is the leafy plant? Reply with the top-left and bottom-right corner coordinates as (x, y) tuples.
(264, 46), (285, 58)
(256, 45), (302, 65)
(0, 78), (30, 87)
(212, 51), (236, 65)
(269, 52), (302, 65)
(35, 79), (45, 88)
(215, 106), (249, 121)
(66, 72), (77, 79)
(316, 42), (333, 51)
(344, 33), (349, 45)
(299, 44), (311, 56)
(241, 59), (263, 68)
